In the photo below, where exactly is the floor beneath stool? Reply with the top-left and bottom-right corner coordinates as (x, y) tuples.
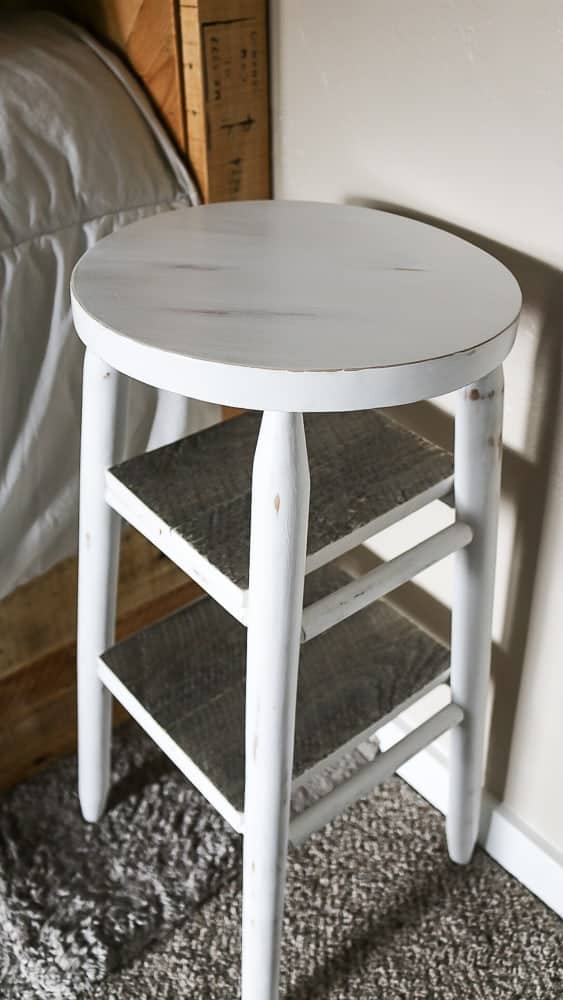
(1, 722), (560, 999)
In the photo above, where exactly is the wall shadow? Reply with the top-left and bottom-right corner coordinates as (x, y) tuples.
(345, 195), (563, 804)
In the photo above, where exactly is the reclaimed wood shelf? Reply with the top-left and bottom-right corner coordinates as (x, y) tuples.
(99, 564), (450, 833)
(106, 410), (454, 623)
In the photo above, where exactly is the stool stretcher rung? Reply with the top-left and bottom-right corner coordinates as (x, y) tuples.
(301, 521), (473, 643)
(289, 702), (464, 845)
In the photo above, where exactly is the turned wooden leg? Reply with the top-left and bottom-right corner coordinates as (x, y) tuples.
(447, 366), (504, 863)
(241, 411), (310, 1000)
(77, 350), (128, 822)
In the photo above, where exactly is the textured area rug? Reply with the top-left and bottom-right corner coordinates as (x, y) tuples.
(1, 722), (561, 999)
(0, 725), (239, 998)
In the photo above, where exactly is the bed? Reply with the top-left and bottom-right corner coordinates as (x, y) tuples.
(0, 12), (220, 601)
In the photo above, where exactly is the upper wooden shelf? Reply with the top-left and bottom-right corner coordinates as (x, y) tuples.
(106, 409), (454, 622)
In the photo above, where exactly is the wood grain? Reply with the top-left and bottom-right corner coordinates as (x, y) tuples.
(0, 0), (187, 148)
(102, 564), (450, 813)
(70, 201), (521, 413)
(110, 409), (455, 593)
(0, 530), (202, 792)
(65, 0), (187, 149)
(0, 1), (270, 792)
(180, 0), (270, 201)
(2, 1), (271, 198)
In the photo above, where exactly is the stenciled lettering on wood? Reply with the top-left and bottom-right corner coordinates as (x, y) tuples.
(180, 1), (270, 203)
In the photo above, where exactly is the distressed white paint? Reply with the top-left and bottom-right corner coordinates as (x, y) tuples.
(77, 352), (127, 822)
(447, 368), (504, 863)
(290, 702), (463, 845)
(301, 520), (472, 642)
(241, 412), (309, 1000)
(71, 201), (520, 412)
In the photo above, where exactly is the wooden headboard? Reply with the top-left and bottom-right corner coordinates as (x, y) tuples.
(1, 0), (271, 203)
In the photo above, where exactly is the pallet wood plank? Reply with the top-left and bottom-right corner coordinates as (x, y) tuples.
(0, 531), (201, 792)
(102, 565), (450, 814)
(109, 410), (454, 595)
(179, 0), (270, 201)
(62, 0), (187, 148)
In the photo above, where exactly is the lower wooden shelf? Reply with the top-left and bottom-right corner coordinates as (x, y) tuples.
(100, 565), (450, 833)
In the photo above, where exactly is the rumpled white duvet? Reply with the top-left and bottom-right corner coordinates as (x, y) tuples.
(0, 13), (219, 600)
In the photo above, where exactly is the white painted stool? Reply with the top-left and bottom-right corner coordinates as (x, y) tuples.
(71, 201), (521, 999)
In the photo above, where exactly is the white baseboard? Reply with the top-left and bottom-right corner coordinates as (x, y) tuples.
(378, 715), (563, 919)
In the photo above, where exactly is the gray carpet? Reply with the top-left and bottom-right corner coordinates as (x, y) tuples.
(0, 723), (561, 999)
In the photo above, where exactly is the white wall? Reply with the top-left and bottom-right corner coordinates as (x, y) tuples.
(271, 0), (563, 853)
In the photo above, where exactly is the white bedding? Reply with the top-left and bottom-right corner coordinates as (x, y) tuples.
(0, 13), (219, 600)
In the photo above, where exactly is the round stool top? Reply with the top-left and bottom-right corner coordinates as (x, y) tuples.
(71, 201), (521, 411)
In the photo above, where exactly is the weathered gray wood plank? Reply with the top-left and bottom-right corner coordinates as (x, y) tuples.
(102, 566), (450, 813)
(111, 410), (453, 590)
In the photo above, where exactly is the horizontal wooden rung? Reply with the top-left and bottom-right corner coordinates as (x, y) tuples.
(289, 702), (463, 845)
(301, 521), (472, 643)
